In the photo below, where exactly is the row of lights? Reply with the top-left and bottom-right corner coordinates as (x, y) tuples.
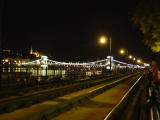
(2, 59), (21, 64)
(119, 49), (142, 64)
(99, 36), (144, 65)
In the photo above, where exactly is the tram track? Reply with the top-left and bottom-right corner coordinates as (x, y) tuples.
(0, 73), (123, 98)
(0, 74), (132, 113)
(0, 72), (143, 120)
(0, 73), (130, 102)
(49, 74), (144, 120)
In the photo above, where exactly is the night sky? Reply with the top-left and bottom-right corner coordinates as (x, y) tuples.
(3, 1), (152, 62)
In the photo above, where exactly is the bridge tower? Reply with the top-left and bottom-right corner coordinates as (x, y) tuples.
(106, 56), (114, 69)
(41, 56), (48, 68)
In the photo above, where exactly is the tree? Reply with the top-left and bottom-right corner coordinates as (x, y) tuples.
(132, 0), (160, 52)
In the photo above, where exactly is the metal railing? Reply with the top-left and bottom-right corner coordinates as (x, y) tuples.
(103, 73), (160, 120)
(147, 83), (160, 120)
(103, 74), (144, 120)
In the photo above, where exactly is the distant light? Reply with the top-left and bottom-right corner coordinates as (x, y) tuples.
(137, 59), (141, 63)
(133, 58), (136, 61)
(107, 56), (113, 59)
(5, 59), (9, 62)
(129, 55), (132, 59)
(144, 63), (150, 67)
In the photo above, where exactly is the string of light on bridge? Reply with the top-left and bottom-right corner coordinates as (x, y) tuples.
(19, 56), (149, 69)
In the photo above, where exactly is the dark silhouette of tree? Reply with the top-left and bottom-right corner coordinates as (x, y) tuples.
(132, 0), (160, 52)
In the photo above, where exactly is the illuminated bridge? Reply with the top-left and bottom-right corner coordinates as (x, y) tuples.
(19, 56), (148, 69)
(0, 56), (152, 120)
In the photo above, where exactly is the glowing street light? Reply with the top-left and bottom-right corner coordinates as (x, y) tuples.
(119, 48), (129, 56)
(120, 49), (125, 55)
(137, 59), (141, 63)
(5, 59), (9, 62)
(133, 57), (136, 61)
(129, 55), (132, 59)
(99, 36), (107, 44)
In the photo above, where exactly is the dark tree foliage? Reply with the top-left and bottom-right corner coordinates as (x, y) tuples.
(132, 0), (160, 52)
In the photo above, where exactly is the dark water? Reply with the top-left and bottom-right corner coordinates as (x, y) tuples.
(3, 67), (65, 77)
(2, 67), (102, 77)
(1, 67), (102, 88)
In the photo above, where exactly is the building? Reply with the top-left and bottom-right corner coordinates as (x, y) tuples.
(29, 45), (42, 58)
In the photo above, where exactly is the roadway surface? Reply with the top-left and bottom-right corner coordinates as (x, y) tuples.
(0, 74), (116, 102)
(0, 73), (141, 120)
(52, 75), (141, 120)
(0, 73), (127, 113)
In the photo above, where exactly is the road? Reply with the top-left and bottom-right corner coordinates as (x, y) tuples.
(52, 75), (140, 120)
(0, 73), (141, 120)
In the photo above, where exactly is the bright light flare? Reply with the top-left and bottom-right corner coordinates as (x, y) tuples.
(120, 49), (125, 54)
(129, 55), (132, 59)
(99, 36), (107, 44)
(137, 59), (141, 63)
(5, 59), (9, 62)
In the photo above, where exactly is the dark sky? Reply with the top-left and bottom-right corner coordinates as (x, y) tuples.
(3, 0), (152, 62)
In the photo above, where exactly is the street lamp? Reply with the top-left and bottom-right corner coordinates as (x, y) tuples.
(119, 48), (130, 64)
(133, 57), (136, 61)
(137, 59), (141, 63)
(119, 48), (128, 56)
(99, 36), (107, 44)
(120, 49), (125, 55)
(99, 35), (112, 73)
(129, 55), (132, 59)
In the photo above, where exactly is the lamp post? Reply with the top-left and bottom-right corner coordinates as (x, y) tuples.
(119, 48), (130, 63)
(109, 36), (112, 73)
(99, 35), (112, 73)
(119, 48), (128, 56)
(129, 55), (133, 59)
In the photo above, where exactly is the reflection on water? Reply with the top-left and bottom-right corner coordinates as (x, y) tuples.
(1, 67), (102, 87)
(2, 67), (102, 78)
(1, 67), (103, 88)
(2, 67), (66, 78)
